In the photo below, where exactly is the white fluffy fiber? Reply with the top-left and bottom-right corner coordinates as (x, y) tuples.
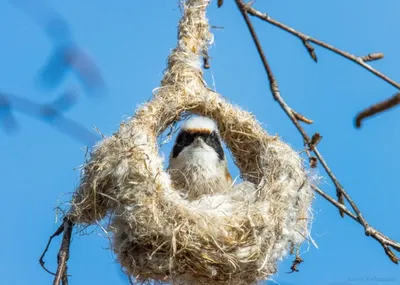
(70, 0), (314, 284)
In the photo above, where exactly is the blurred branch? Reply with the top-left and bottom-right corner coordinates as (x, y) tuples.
(15, 0), (106, 96)
(1, 1), (106, 145)
(2, 1), (107, 281)
(355, 92), (400, 128)
(0, 91), (100, 145)
(239, 1), (400, 126)
(235, 0), (400, 264)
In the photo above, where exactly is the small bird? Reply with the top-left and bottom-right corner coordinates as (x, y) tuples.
(168, 116), (232, 200)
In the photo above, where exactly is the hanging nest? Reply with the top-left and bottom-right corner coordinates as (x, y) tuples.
(69, 0), (314, 284)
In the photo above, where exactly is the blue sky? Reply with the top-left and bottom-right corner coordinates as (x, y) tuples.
(1, 0), (399, 284)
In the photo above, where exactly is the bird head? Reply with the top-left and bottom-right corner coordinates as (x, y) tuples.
(169, 116), (225, 165)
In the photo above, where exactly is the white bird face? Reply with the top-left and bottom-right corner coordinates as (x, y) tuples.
(168, 116), (232, 200)
(170, 117), (225, 167)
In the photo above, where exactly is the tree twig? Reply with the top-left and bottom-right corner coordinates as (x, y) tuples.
(40, 216), (75, 285)
(313, 185), (399, 264)
(39, 222), (65, 276)
(53, 217), (74, 285)
(235, 0), (400, 264)
(242, 4), (397, 89)
(239, 2), (400, 126)
(355, 93), (400, 128)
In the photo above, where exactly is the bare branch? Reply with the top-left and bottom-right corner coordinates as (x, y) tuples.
(239, 2), (400, 126)
(39, 222), (66, 276)
(235, 0), (400, 264)
(39, 216), (74, 285)
(311, 185), (356, 220)
(0, 1), (106, 144)
(313, 184), (400, 259)
(355, 93), (400, 128)
(53, 217), (74, 285)
(242, 4), (398, 90)
(0, 92), (99, 145)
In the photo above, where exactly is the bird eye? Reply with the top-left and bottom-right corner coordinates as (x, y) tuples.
(208, 131), (220, 143)
(176, 131), (194, 147)
(203, 131), (224, 160)
(172, 131), (194, 158)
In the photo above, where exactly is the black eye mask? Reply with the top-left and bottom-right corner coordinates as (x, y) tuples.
(172, 130), (224, 160)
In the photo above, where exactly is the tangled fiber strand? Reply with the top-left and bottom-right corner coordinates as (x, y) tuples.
(70, 0), (314, 284)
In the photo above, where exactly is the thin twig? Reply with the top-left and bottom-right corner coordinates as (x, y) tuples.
(40, 216), (75, 285)
(355, 93), (400, 128)
(237, 0), (349, 217)
(243, 4), (397, 89)
(240, 2), (400, 126)
(235, 0), (400, 264)
(313, 184), (400, 264)
(53, 217), (74, 285)
(311, 185), (356, 220)
(39, 222), (66, 275)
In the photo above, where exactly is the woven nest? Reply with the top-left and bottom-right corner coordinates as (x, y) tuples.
(70, 0), (314, 284)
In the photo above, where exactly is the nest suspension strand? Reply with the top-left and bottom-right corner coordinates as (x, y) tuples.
(70, 0), (314, 284)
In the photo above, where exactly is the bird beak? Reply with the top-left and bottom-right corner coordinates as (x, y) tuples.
(193, 137), (203, 147)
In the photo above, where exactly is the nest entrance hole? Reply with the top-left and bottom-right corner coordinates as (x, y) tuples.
(158, 113), (242, 183)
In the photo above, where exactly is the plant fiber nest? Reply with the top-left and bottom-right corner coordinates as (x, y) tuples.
(70, 0), (314, 284)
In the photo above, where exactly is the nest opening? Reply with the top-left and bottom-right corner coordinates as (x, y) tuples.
(159, 113), (242, 181)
